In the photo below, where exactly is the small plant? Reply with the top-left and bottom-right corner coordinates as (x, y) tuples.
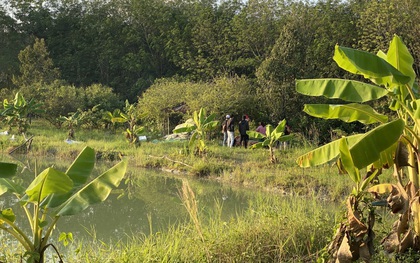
(1, 92), (43, 137)
(105, 100), (146, 145)
(58, 109), (85, 140)
(173, 108), (219, 156)
(0, 146), (127, 263)
(247, 119), (293, 163)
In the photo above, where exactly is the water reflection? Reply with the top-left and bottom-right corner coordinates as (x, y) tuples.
(0, 157), (253, 242)
(58, 168), (253, 240)
(57, 167), (252, 242)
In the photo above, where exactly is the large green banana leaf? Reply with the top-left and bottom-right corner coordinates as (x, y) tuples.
(296, 134), (364, 168)
(333, 45), (410, 86)
(173, 119), (196, 133)
(303, 103), (388, 124)
(56, 160), (128, 216)
(349, 119), (404, 169)
(25, 168), (73, 203)
(273, 120), (286, 141)
(65, 146), (95, 187)
(385, 35), (416, 87)
(296, 79), (388, 102)
(339, 138), (360, 184)
(247, 131), (265, 139)
(0, 162), (17, 178)
(297, 119), (404, 169)
(203, 120), (219, 131)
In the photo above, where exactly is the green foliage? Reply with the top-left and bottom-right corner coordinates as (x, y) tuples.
(296, 35), (420, 260)
(83, 83), (122, 111)
(58, 109), (85, 140)
(173, 108), (219, 156)
(139, 76), (258, 135)
(13, 38), (61, 91)
(0, 146), (127, 263)
(1, 92), (43, 135)
(106, 100), (146, 145)
(248, 119), (293, 163)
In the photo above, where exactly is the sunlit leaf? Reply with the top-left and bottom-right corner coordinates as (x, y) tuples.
(0, 208), (15, 223)
(247, 131), (265, 139)
(334, 45), (410, 86)
(296, 134), (364, 168)
(0, 178), (25, 196)
(339, 138), (360, 184)
(66, 146), (95, 187)
(349, 119), (404, 169)
(303, 103), (388, 124)
(296, 79), (388, 102)
(386, 35), (416, 87)
(368, 183), (394, 194)
(26, 168), (73, 203)
(56, 160), (128, 216)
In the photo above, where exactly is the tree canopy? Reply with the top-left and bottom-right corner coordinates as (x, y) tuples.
(1, 0), (419, 138)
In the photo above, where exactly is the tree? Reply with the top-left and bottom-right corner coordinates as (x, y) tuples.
(0, 6), (26, 90)
(13, 38), (61, 98)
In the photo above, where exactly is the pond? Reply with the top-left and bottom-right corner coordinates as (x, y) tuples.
(0, 158), (268, 243)
(0, 155), (342, 255)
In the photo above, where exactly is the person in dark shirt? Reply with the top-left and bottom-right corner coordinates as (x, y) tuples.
(238, 115), (249, 148)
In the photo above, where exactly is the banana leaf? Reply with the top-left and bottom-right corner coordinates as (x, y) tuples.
(334, 45), (410, 86)
(25, 168), (73, 203)
(56, 160), (128, 216)
(349, 119), (404, 169)
(303, 103), (388, 124)
(297, 134), (364, 168)
(296, 79), (388, 102)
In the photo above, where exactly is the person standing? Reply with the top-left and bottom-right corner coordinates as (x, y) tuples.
(222, 115), (229, 146)
(283, 122), (291, 150)
(226, 115), (235, 148)
(238, 115), (249, 148)
(256, 122), (266, 136)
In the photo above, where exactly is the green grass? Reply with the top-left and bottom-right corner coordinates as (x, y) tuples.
(0, 119), (401, 262)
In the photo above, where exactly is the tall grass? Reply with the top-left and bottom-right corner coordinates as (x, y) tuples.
(56, 187), (340, 263)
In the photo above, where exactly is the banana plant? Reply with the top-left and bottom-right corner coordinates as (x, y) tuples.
(295, 35), (418, 260)
(0, 146), (127, 263)
(247, 119), (293, 163)
(1, 92), (43, 137)
(106, 101), (146, 145)
(173, 108), (219, 156)
(58, 110), (84, 140)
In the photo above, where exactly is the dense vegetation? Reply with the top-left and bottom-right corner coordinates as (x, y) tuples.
(1, 0), (420, 142)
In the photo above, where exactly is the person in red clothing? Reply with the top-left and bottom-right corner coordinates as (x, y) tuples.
(256, 122), (266, 136)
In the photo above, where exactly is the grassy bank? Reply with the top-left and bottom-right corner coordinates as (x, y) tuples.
(0, 120), (399, 262)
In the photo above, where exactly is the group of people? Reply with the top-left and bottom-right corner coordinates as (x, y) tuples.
(222, 115), (250, 148)
(222, 115), (291, 150)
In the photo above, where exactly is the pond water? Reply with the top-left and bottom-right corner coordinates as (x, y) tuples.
(0, 156), (340, 248)
(0, 158), (261, 243)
